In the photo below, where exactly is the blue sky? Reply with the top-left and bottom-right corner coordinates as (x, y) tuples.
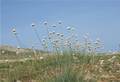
(1, 0), (120, 51)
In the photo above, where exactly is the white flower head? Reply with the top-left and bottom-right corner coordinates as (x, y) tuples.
(49, 32), (53, 35)
(16, 51), (19, 55)
(42, 39), (46, 42)
(17, 46), (20, 49)
(29, 55), (32, 58)
(87, 42), (91, 45)
(12, 28), (16, 32)
(66, 26), (72, 30)
(58, 20), (62, 24)
(94, 41), (99, 44)
(31, 22), (36, 27)
(60, 33), (64, 37)
(96, 38), (101, 42)
(54, 40), (59, 43)
(52, 31), (56, 34)
(56, 33), (60, 36)
(52, 24), (56, 27)
(99, 60), (104, 65)
(5, 60), (8, 62)
(108, 56), (116, 62)
(43, 21), (48, 25)
(12, 28), (17, 35)
(111, 55), (116, 59)
(1, 50), (5, 54)
(40, 56), (44, 60)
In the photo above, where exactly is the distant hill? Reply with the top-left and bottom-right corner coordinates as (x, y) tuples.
(0, 45), (31, 53)
(0, 45), (48, 55)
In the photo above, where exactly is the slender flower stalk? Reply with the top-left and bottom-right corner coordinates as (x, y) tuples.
(16, 46), (20, 55)
(31, 45), (37, 59)
(31, 22), (42, 49)
(43, 21), (51, 54)
(12, 27), (22, 47)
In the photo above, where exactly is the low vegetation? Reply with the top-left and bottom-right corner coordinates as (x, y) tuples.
(0, 49), (120, 82)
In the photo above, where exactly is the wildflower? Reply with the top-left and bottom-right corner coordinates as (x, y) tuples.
(99, 60), (104, 65)
(43, 21), (48, 25)
(94, 41), (99, 44)
(16, 80), (21, 82)
(60, 33), (64, 37)
(72, 53), (75, 56)
(66, 26), (71, 30)
(1, 50), (5, 54)
(52, 31), (56, 34)
(24, 58), (28, 61)
(16, 46), (20, 55)
(87, 42), (91, 45)
(16, 51), (19, 55)
(56, 33), (60, 36)
(5, 60), (8, 62)
(42, 39), (46, 42)
(48, 32), (53, 35)
(12, 28), (17, 35)
(40, 56), (44, 60)
(12, 28), (16, 33)
(17, 46), (20, 49)
(31, 22), (35, 27)
(58, 20), (62, 24)
(96, 38), (101, 42)
(52, 24), (56, 27)
(54, 40), (59, 43)
(29, 55), (32, 58)
(108, 56), (116, 62)
(111, 55), (116, 59)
